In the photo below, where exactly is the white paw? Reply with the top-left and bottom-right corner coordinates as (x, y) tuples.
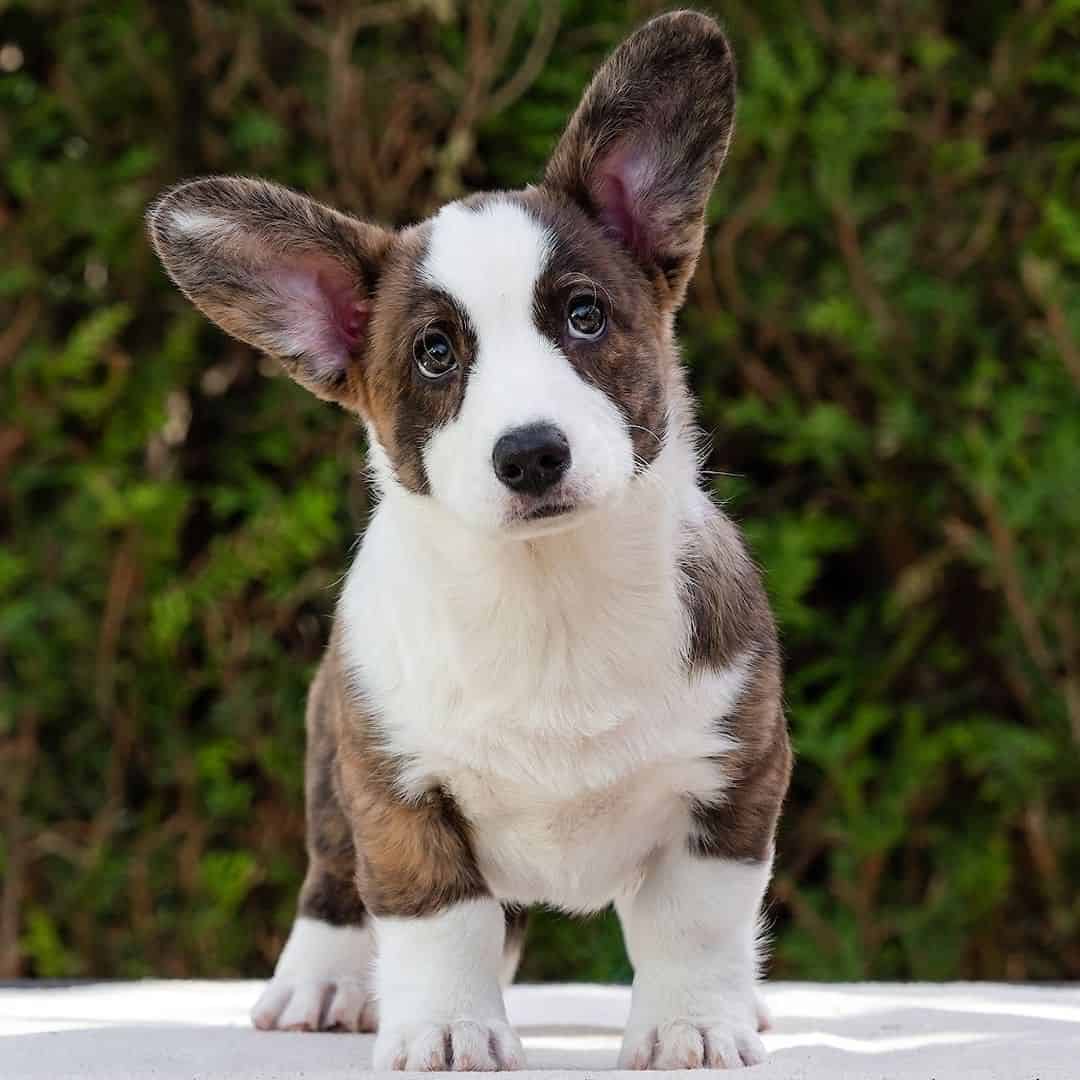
(619, 1018), (767, 1070)
(251, 976), (377, 1032)
(373, 1019), (524, 1071)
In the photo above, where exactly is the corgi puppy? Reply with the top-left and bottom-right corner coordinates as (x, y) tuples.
(148, 10), (791, 1071)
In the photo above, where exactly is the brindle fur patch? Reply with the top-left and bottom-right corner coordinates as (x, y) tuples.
(305, 630), (490, 921)
(296, 656), (368, 927)
(680, 514), (792, 863)
(359, 225), (478, 494)
(518, 189), (672, 469)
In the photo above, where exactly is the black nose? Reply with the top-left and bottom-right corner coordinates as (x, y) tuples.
(492, 423), (571, 495)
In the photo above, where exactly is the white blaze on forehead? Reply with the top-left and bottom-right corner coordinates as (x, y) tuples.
(421, 199), (553, 330)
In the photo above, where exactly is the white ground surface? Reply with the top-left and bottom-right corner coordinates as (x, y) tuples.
(1, 980), (1077, 1078)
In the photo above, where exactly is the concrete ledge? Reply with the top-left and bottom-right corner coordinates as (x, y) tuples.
(1, 980), (1078, 1077)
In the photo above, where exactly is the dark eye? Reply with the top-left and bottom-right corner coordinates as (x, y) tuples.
(413, 327), (457, 380)
(567, 295), (606, 341)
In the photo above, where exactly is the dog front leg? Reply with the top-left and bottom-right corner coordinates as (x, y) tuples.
(373, 897), (523, 1071)
(616, 845), (771, 1070)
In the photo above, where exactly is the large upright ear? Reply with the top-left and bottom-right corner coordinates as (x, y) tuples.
(543, 11), (736, 304)
(147, 177), (394, 403)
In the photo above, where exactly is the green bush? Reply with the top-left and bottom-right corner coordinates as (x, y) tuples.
(2, 0), (1078, 982)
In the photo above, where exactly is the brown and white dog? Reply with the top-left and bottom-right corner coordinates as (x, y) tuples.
(147, 11), (791, 1071)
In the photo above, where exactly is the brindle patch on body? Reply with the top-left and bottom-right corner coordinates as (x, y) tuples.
(689, 652), (791, 864)
(681, 515), (792, 863)
(297, 652), (368, 927)
(303, 630), (490, 921)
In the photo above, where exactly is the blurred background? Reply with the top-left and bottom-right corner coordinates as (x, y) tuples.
(2, 0), (1079, 984)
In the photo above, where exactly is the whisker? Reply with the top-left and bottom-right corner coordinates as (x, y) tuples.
(626, 423), (664, 448)
(630, 456), (669, 489)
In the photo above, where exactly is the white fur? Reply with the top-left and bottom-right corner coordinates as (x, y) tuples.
(373, 899), (523, 1070)
(418, 199), (635, 535)
(617, 849), (771, 1069)
(250, 916), (375, 1032)
(274, 916), (374, 979)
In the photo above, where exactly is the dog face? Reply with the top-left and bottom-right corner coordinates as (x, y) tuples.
(148, 11), (736, 536)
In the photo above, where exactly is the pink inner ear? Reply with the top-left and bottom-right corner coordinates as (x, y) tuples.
(317, 267), (370, 354)
(265, 257), (370, 380)
(594, 142), (655, 260)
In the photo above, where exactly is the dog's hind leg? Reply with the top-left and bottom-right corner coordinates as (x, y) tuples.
(251, 655), (377, 1033)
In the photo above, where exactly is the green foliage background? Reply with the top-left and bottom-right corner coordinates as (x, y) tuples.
(2, 0), (1078, 983)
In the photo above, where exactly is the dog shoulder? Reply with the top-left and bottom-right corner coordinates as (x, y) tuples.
(679, 498), (778, 675)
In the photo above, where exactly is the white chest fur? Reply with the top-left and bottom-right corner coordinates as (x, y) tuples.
(339, 439), (747, 911)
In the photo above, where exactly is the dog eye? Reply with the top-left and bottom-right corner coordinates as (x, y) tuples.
(413, 328), (457, 380)
(567, 295), (606, 341)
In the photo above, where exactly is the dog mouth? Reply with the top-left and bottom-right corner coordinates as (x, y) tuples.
(521, 502), (577, 522)
(502, 497), (589, 537)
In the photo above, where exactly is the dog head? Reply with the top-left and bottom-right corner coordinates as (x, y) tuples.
(148, 11), (736, 537)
